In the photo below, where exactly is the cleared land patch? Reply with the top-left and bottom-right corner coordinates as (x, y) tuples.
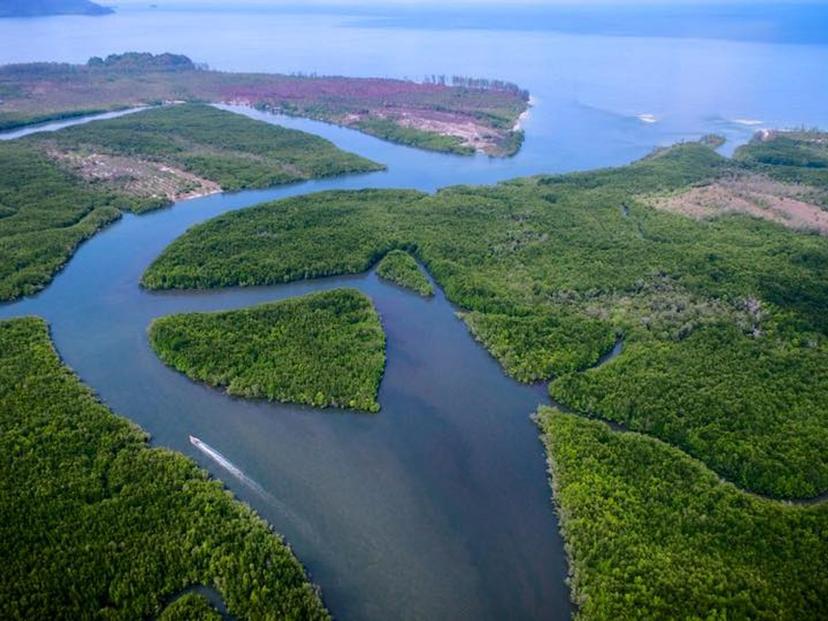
(0, 53), (529, 156)
(45, 148), (221, 204)
(647, 174), (828, 234)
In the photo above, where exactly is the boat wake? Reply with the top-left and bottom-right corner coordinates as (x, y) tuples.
(189, 435), (268, 496)
(189, 435), (321, 543)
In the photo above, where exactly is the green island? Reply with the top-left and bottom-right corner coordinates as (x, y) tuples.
(376, 249), (434, 296)
(0, 53), (529, 156)
(536, 408), (827, 620)
(0, 104), (380, 301)
(0, 317), (329, 620)
(148, 289), (386, 412)
(143, 134), (828, 502)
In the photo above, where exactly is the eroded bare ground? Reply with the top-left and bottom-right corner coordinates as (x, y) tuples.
(336, 108), (510, 155)
(391, 110), (504, 154)
(45, 148), (221, 202)
(645, 174), (828, 234)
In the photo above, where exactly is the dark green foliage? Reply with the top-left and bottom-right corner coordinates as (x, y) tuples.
(0, 317), (329, 620)
(355, 117), (474, 155)
(142, 189), (425, 290)
(0, 105), (381, 302)
(36, 104), (383, 191)
(550, 323), (828, 499)
(159, 593), (222, 621)
(376, 249), (434, 296)
(536, 408), (828, 621)
(149, 289), (386, 412)
(143, 140), (828, 497)
(0, 142), (125, 300)
(735, 131), (828, 191)
(88, 52), (195, 72)
(463, 310), (616, 382)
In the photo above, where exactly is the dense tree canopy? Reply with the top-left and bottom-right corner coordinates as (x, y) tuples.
(149, 289), (386, 412)
(0, 142), (124, 300)
(143, 139), (828, 498)
(537, 408), (828, 621)
(0, 317), (329, 620)
(375, 249), (434, 296)
(551, 322), (828, 498)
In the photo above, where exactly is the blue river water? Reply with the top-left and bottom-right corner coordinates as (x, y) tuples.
(1, 4), (827, 620)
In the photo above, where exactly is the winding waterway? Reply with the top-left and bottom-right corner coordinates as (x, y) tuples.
(5, 87), (828, 618)
(3, 6), (828, 618)
(0, 109), (581, 620)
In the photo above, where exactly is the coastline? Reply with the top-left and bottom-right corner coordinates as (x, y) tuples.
(513, 95), (536, 131)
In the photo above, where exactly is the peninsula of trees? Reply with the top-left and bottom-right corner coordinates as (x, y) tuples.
(536, 408), (827, 620)
(0, 52), (530, 156)
(0, 104), (379, 301)
(376, 249), (434, 296)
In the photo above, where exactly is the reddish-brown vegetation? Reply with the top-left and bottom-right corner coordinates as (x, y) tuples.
(0, 53), (529, 156)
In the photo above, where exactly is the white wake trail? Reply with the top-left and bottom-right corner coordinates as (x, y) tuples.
(189, 435), (267, 496)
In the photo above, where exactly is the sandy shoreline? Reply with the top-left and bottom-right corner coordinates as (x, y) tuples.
(513, 95), (536, 131)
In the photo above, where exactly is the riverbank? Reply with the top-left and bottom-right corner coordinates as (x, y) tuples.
(0, 52), (529, 156)
(0, 317), (329, 620)
(0, 104), (380, 302)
